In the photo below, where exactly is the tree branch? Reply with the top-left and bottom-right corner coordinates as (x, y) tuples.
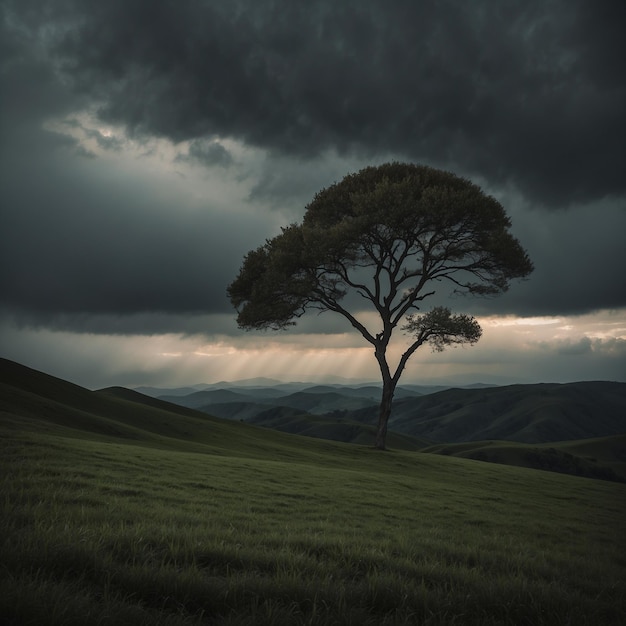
(316, 293), (377, 345)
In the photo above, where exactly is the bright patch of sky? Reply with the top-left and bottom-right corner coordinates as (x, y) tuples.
(2, 310), (623, 389)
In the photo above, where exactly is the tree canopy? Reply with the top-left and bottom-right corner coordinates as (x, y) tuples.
(228, 162), (533, 449)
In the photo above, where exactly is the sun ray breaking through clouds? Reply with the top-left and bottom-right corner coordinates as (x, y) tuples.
(1, 311), (624, 389)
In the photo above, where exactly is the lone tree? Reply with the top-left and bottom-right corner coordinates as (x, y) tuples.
(228, 163), (533, 450)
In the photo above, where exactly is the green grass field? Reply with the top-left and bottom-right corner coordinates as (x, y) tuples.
(1, 361), (625, 624)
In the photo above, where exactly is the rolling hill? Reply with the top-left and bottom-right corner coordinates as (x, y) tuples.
(159, 389), (379, 414)
(1, 357), (624, 480)
(421, 435), (626, 482)
(0, 358), (320, 459)
(159, 388), (266, 408)
(330, 381), (626, 444)
(156, 376), (626, 448)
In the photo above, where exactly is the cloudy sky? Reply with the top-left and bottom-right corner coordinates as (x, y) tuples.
(1, 0), (625, 389)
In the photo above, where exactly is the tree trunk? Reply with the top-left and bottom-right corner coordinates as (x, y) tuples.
(374, 380), (395, 450)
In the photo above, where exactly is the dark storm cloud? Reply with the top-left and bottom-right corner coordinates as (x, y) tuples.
(460, 200), (626, 317)
(4, 0), (624, 207)
(0, 145), (269, 327)
(1, 0), (625, 337)
(175, 139), (234, 168)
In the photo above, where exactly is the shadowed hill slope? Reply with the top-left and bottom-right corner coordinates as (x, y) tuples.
(159, 388), (272, 408)
(245, 406), (429, 449)
(0, 358), (348, 460)
(342, 382), (626, 443)
(421, 435), (626, 482)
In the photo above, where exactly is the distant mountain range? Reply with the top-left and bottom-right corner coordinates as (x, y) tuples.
(1, 357), (625, 482)
(149, 379), (626, 446)
(135, 381), (493, 398)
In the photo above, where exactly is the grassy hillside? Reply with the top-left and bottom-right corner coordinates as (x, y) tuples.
(1, 358), (626, 625)
(422, 434), (626, 482)
(0, 359), (330, 462)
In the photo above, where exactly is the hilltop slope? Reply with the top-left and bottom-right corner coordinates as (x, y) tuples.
(0, 358), (329, 460)
(0, 358), (423, 458)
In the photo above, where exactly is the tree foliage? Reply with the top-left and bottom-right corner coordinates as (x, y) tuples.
(228, 163), (533, 449)
(402, 307), (483, 353)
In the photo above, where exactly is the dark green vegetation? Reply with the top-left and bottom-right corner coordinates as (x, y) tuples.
(422, 436), (626, 483)
(228, 163), (533, 449)
(1, 358), (625, 625)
